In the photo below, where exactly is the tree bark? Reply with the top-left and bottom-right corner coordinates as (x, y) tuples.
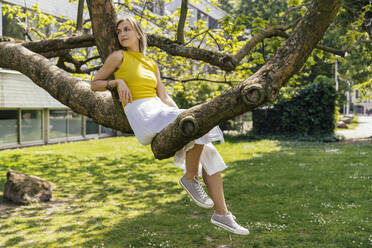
(76, 0), (85, 33)
(176, 0), (188, 44)
(86, 0), (120, 61)
(151, 0), (343, 159)
(22, 34), (95, 53)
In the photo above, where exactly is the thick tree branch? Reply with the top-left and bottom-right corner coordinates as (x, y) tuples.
(41, 49), (70, 58)
(0, 42), (132, 133)
(21, 34), (95, 53)
(147, 34), (236, 71)
(86, 0), (119, 61)
(177, 0), (188, 44)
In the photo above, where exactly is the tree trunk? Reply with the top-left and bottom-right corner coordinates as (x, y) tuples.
(86, 0), (120, 61)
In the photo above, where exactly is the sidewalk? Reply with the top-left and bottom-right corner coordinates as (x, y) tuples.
(336, 115), (372, 139)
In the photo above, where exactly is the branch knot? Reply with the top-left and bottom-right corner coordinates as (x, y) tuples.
(179, 116), (199, 136)
(241, 84), (265, 105)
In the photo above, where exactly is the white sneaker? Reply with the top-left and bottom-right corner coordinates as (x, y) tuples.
(179, 175), (214, 209)
(211, 211), (249, 235)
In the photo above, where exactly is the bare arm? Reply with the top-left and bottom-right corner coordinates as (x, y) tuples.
(155, 66), (178, 108)
(91, 50), (132, 105)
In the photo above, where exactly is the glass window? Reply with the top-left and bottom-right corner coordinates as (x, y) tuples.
(49, 110), (67, 139)
(67, 111), (82, 137)
(101, 126), (115, 135)
(0, 110), (18, 144)
(86, 118), (99, 135)
(21, 110), (42, 142)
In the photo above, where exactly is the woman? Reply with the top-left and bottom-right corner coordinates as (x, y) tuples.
(91, 16), (249, 235)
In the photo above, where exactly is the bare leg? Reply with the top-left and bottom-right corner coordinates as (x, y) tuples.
(185, 144), (204, 181)
(202, 169), (228, 215)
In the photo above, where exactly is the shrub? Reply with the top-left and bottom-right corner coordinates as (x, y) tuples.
(252, 78), (337, 137)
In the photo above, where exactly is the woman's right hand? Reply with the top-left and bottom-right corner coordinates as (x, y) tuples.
(115, 79), (133, 105)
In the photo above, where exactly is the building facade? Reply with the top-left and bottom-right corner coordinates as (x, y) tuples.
(0, 68), (116, 150)
(350, 90), (372, 115)
(0, 0), (117, 150)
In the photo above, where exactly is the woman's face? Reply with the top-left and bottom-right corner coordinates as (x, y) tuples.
(117, 19), (140, 51)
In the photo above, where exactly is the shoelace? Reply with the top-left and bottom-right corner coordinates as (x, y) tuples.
(193, 177), (209, 200)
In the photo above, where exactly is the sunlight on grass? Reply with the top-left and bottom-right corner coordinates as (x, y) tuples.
(0, 137), (371, 247)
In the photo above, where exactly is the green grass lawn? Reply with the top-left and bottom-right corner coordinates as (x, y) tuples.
(0, 137), (371, 248)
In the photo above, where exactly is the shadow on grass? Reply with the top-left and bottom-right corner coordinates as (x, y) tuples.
(0, 195), (24, 217)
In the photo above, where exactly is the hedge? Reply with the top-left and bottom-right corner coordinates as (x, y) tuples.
(252, 80), (337, 136)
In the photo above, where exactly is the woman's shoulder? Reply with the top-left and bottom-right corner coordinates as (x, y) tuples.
(109, 50), (125, 60)
(106, 50), (125, 67)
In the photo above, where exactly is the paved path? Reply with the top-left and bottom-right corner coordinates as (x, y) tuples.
(336, 115), (372, 139)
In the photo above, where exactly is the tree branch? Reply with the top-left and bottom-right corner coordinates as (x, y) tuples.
(76, 0), (85, 34)
(86, 0), (119, 61)
(21, 34), (95, 53)
(56, 52), (101, 74)
(233, 25), (290, 63)
(162, 76), (235, 86)
(176, 0), (188, 44)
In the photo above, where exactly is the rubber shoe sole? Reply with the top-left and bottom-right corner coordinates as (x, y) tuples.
(211, 218), (250, 235)
(179, 179), (214, 209)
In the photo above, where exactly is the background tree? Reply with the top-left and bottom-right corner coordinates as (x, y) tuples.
(0, 0), (348, 158)
(219, 0), (371, 104)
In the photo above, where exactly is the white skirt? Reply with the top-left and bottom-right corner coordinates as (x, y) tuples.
(124, 97), (227, 176)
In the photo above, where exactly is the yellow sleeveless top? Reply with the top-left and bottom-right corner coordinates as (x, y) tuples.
(114, 50), (158, 106)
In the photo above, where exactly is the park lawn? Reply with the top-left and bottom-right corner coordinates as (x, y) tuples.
(0, 137), (371, 248)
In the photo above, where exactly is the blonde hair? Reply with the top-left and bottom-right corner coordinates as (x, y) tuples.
(116, 17), (147, 55)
